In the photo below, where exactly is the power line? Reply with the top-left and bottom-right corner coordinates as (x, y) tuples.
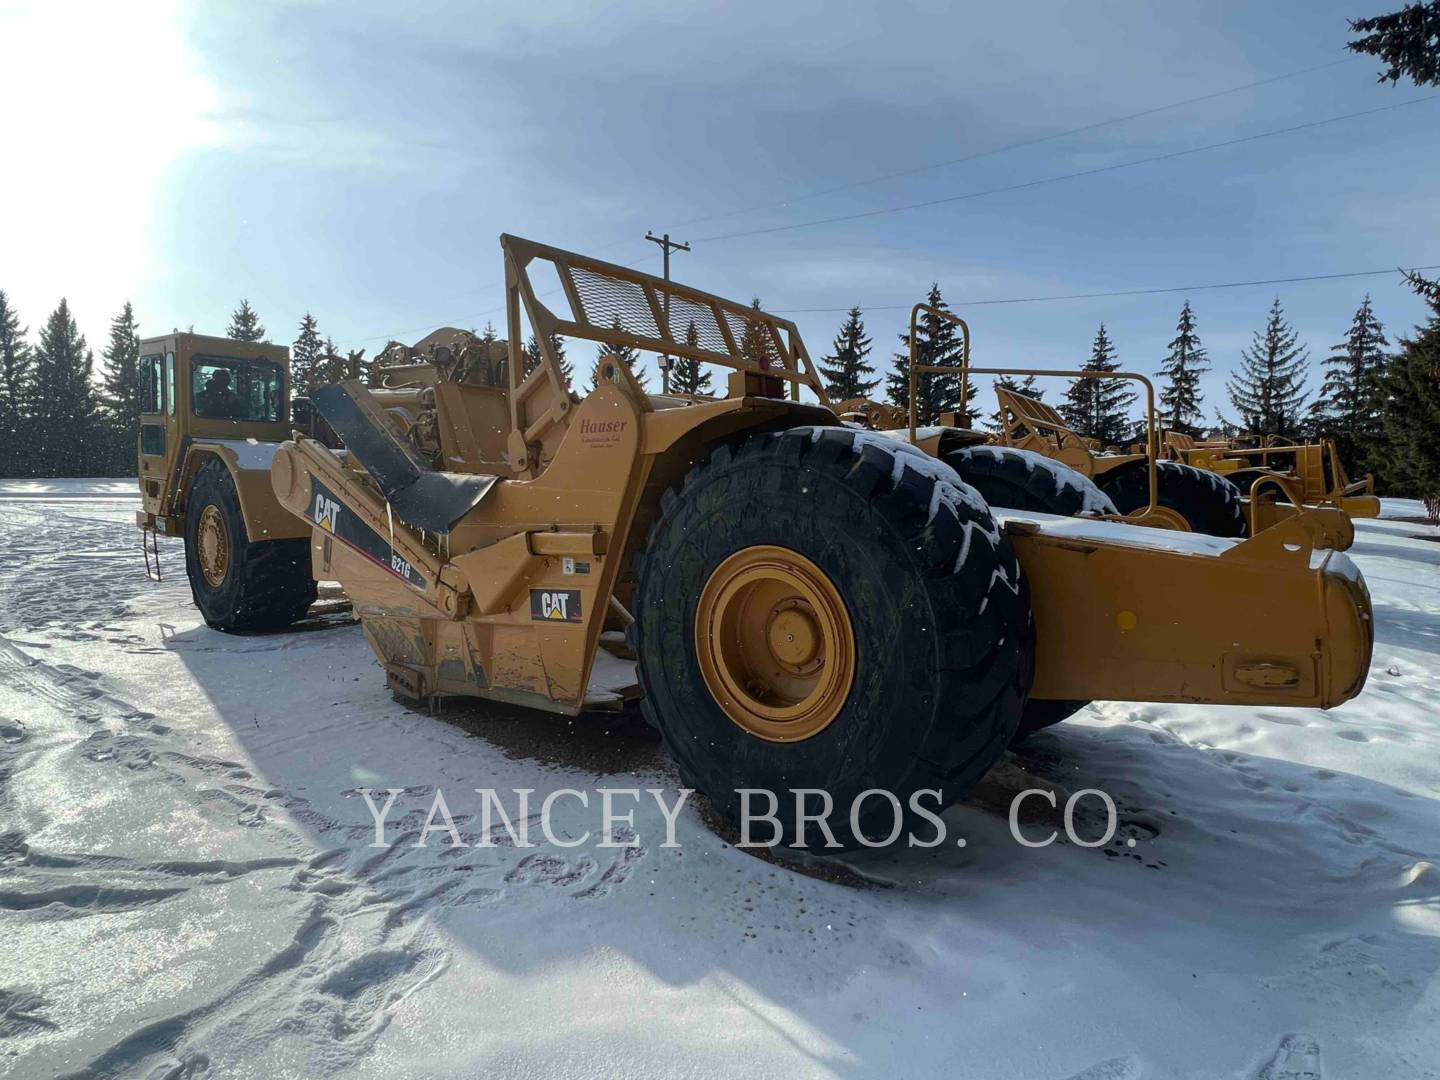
(669, 57), (1359, 230)
(696, 95), (1440, 243)
(345, 62), (1388, 346)
(355, 60), (1357, 344)
(350, 92), (1430, 346)
(357, 257), (1438, 349)
(771, 263), (1440, 314)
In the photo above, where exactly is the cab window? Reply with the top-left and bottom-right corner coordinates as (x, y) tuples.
(141, 354), (164, 413)
(191, 356), (284, 421)
(165, 352), (176, 416)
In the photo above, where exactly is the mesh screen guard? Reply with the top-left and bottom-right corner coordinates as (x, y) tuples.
(501, 234), (827, 401)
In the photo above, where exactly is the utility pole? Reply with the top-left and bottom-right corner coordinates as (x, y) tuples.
(645, 231), (690, 394)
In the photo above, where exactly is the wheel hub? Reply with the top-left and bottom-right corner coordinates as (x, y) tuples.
(768, 605), (820, 669)
(197, 504), (231, 588)
(694, 545), (855, 743)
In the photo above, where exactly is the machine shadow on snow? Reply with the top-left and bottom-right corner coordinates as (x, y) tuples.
(1348, 535), (1440, 567)
(406, 694), (667, 778)
(1368, 602), (1440, 657)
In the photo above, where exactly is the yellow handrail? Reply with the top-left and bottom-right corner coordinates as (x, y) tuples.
(1247, 472), (1307, 536)
(906, 302), (1163, 523)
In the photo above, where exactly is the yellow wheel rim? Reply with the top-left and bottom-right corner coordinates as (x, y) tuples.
(694, 545), (855, 743)
(197, 504), (231, 588)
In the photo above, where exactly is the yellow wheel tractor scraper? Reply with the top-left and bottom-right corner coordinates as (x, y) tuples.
(261, 235), (1371, 848)
(837, 324), (1378, 539)
(1164, 430), (1381, 530)
(980, 380), (1250, 536)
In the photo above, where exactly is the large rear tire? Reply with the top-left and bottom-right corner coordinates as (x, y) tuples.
(184, 458), (317, 632)
(1100, 459), (1247, 537)
(632, 427), (1032, 849)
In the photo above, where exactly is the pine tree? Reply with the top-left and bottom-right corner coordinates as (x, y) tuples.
(30, 299), (102, 477)
(1061, 324), (1136, 446)
(0, 290), (31, 477)
(887, 284), (976, 426)
(669, 321), (713, 397)
(987, 375), (1043, 433)
(291, 313), (323, 396)
(1211, 408), (1241, 440)
(313, 336), (343, 386)
(1311, 295), (1389, 475)
(227, 300), (266, 342)
(1226, 298), (1310, 439)
(524, 334), (574, 388)
(818, 307), (877, 400)
(591, 319), (648, 392)
(99, 301), (141, 473)
(1376, 273), (1440, 496)
(1348, 1), (1440, 86)
(463, 322), (502, 388)
(738, 298), (775, 368)
(1157, 301), (1209, 434)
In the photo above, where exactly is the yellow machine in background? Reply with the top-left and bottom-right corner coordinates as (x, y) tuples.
(134, 333), (318, 630)
(844, 336), (1376, 539)
(835, 320), (1254, 539)
(261, 235), (1372, 847)
(971, 375), (1249, 536)
(1165, 430), (1381, 526)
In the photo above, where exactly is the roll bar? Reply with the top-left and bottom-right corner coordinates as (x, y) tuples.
(905, 302), (1163, 524)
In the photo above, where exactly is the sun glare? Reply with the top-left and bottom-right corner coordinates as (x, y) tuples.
(0, 0), (220, 344)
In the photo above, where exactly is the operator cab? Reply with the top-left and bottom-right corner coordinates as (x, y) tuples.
(136, 332), (292, 535)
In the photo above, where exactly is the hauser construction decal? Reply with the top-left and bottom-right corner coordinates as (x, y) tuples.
(578, 417), (628, 448)
(530, 589), (582, 623)
(304, 477), (427, 590)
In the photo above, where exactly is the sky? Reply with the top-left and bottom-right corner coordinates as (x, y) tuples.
(1, 0), (1436, 423)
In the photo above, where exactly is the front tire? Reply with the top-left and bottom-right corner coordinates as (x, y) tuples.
(1100, 459), (1247, 537)
(184, 459), (317, 632)
(632, 427), (1032, 849)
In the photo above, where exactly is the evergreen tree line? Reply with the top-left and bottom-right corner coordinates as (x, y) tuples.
(0, 294), (372, 479)
(0, 292), (140, 478)
(3, 279), (1438, 499)
(0, 285), (732, 480)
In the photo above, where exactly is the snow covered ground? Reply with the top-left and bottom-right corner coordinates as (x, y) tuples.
(2, 480), (1438, 1079)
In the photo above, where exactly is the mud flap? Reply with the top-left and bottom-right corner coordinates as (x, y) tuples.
(312, 381), (498, 533)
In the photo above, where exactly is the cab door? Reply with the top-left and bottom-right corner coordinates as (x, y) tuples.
(137, 338), (183, 530)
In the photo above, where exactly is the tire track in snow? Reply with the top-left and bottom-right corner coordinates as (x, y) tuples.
(0, 495), (160, 635)
(1118, 711), (1439, 870)
(0, 634), (650, 1076)
(1060, 1057), (1140, 1080)
(0, 636), (455, 1075)
(1255, 1033), (1322, 1079)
